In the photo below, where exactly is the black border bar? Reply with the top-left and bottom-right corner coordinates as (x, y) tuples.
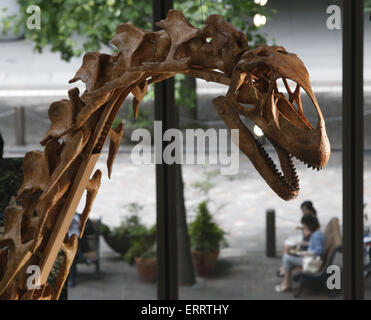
(342, 0), (364, 300)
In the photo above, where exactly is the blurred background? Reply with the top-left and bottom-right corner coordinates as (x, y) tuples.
(0, 0), (370, 300)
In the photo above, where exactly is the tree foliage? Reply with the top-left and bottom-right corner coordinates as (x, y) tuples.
(1, 1), (273, 108)
(1, 0), (272, 61)
(366, 0), (371, 12)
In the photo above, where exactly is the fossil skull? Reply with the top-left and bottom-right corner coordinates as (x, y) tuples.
(217, 44), (330, 200)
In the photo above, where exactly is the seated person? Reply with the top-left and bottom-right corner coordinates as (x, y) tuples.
(276, 214), (325, 292)
(277, 201), (318, 277)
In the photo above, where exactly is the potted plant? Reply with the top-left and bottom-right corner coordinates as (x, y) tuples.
(189, 201), (227, 277)
(100, 203), (146, 255)
(100, 221), (132, 255)
(124, 224), (156, 283)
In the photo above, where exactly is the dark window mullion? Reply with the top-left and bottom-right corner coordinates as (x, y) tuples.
(153, 0), (178, 300)
(342, 0), (364, 300)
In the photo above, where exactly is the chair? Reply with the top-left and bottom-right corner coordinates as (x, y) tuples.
(292, 217), (342, 297)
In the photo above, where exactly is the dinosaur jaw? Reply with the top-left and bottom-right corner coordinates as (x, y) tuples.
(254, 74), (330, 169)
(213, 96), (301, 200)
(214, 72), (330, 201)
(254, 136), (300, 199)
(248, 76), (328, 200)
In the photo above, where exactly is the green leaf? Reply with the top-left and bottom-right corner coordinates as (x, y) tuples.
(0, 0), (273, 62)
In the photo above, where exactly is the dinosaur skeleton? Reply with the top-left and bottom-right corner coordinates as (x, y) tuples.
(0, 10), (330, 300)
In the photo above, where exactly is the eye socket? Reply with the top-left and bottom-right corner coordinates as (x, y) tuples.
(256, 50), (268, 57)
(277, 48), (288, 55)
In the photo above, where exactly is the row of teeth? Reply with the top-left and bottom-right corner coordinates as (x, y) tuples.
(252, 77), (321, 184)
(255, 137), (299, 191)
(270, 139), (300, 190)
(290, 152), (322, 171)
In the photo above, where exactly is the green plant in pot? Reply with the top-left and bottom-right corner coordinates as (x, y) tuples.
(100, 203), (145, 255)
(189, 201), (227, 277)
(124, 224), (157, 283)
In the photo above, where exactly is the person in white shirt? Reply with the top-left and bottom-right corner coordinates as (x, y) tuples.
(277, 201), (318, 277)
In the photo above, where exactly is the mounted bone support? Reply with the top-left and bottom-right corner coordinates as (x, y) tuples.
(107, 124), (124, 179)
(80, 169), (102, 236)
(52, 235), (78, 300)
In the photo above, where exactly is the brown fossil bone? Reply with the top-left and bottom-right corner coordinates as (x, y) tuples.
(131, 81), (149, 119)
(155, 9), (202, 69)
(41, 102), (74, 145)
(0, 206), (34, 296)
(0, 280), (19, 300)
(203, 14), (249, 76)
(53, 235), (78, 300)
(107, 123), (124, 179)
(17, 151), (50, 199)
(0, 9), (330, 300)
(110, 23), (147, 69)
(32, 182), (69, 252)
(80, 169), (102, 236)
(21, 284), (53, 300)
(43, 128), (89, 196)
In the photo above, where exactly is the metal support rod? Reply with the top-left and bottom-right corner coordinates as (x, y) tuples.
(14, 106), (26, 146)
(266, 209), (276, 258)
(342, 0), (364, 300)
(153, 0), (178, 300)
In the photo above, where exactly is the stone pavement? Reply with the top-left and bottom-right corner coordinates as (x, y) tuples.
(67, 240), (324, 300)
(69, 237), (371, 300)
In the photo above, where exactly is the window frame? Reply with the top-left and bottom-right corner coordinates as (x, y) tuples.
(153, 0), (366, 300)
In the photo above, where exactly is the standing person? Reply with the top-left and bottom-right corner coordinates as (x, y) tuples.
(277, 201), (318, 277)
(276, 214), (325, 292)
